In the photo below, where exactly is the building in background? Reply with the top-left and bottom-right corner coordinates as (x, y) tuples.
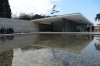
(31, 13), (93, 32)
(94, 26), (100, 32)
(0, 13), (93, 32)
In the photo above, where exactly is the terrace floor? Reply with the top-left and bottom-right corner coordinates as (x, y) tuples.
(0, 32), (100, 36)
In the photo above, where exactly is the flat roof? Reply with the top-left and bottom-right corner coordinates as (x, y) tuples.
(31, 13), (93, 25)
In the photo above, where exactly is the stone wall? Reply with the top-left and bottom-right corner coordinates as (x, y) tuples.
(0, 18), (39, 32)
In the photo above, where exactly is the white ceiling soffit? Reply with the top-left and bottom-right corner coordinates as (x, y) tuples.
(31, 13), (93, 25)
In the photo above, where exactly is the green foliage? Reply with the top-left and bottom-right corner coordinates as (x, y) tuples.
(13, 13), (51, 20)
(18, 13), (32, 20)
(95, 13), (100, 21)
(0, 0), (11, 18)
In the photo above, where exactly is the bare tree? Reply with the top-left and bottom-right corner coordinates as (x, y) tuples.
(51, 5), (60, 16)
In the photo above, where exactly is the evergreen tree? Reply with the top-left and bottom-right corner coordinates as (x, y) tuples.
(0, 0), (5, 17)
(5, 0), (11, 18)
(0, 0), (11, 18)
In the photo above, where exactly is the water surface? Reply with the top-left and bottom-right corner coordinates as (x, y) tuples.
(0, 34), (100, 66)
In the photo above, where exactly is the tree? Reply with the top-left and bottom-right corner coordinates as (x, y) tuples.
(51, 5), (60, 16)
(4, 0), (11, 18)
(32, 14), (46, 20)
(13, 13), (51, 20)
(18, 13), (32, 20)
(0, 0), (5, 17)
(95, 13), (100, 21)
(0, 0), (11, 18)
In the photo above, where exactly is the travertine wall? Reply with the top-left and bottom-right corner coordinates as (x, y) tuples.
(0, 18), (39, 32)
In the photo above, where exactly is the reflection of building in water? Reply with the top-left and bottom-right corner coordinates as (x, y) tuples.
(0, 36), (14, 42)
(94, 43), (100, 51)
(6, 36), (14, 41)
(21, 45), (43, 51)
(0, 34), (39, 52)
(0, 34), (41, 66)
(94, 35), (100, 41)
(0, 34), (94, 66)
(0, 36), (6, 42)
(0, 50), (13, 66)
(34, 34), (93, 53)
(94, 35), (100, 51)
(0, 34), (94, 53)
(94, 35), (100, 38)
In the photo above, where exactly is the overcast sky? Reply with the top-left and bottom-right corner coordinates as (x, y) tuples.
(9, 0), (61, 16)
(9, 0), (100, 25)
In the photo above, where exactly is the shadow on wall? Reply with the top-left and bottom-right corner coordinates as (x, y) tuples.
(0, 36), (14, 43)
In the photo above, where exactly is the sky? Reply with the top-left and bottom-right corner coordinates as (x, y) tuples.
(9, 0), (100, 25)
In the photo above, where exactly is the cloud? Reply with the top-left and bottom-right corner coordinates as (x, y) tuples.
(9, 0), (61, 15)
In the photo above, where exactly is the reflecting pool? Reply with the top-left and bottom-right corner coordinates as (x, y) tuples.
(0, 34), (100, 66)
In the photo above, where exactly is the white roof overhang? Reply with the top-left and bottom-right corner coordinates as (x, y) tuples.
(31, 13), (93, 25)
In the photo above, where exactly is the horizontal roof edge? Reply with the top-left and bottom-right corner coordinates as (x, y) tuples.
(78, 13), (93, 25)
(31, 13), (80, 21)
(31, 13), (93, 25)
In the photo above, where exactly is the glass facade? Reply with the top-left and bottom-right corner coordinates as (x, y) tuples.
(39, 18), (88, 32)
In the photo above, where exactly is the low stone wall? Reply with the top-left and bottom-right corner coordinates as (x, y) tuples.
(0, 18), (39, 33)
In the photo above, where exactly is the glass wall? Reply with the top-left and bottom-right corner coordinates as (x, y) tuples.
(39, 19), (88, 32)
(52, 22), (62, 32)
(39, 24), (51, 32)
(76, 23), (87, 32)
